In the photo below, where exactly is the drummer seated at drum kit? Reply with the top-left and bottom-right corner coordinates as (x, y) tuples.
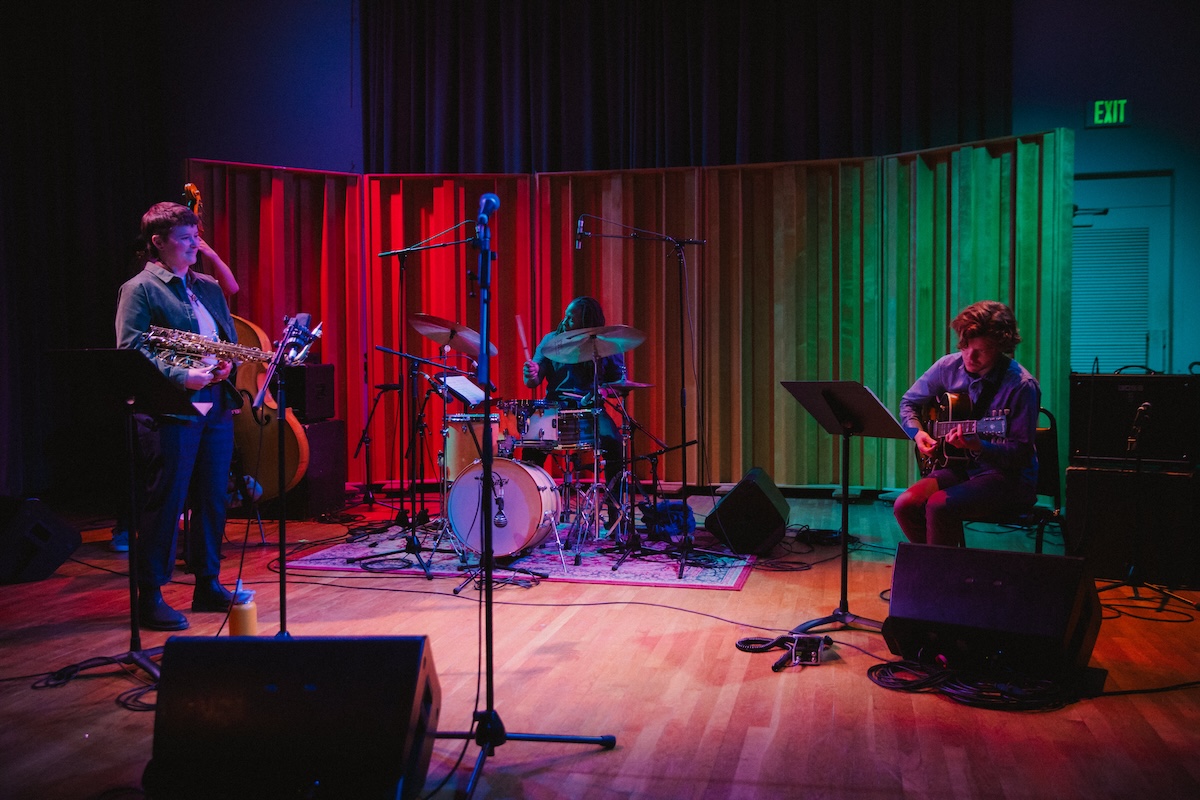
(520, 296), (625, 528)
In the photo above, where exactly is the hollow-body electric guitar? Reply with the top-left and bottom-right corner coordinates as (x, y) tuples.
(917, 391), (1008, 476)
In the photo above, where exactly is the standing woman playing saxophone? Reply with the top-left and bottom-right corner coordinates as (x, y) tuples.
(114, 201), (239, 630)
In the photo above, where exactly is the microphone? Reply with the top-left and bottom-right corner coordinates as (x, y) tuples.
(575, 216), (585, 250)
(478, 193), (500, 224)
(1128, 402), (1152, 452)
(374, 383), (403, 391)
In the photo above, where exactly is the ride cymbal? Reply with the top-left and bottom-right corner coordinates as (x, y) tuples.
(541, 324), (645, 364)
(409, 313), (498, 360)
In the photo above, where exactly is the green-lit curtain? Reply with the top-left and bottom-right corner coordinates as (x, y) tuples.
(694, 131), (1073, 489)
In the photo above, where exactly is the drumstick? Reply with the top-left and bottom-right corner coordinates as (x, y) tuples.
(515, 314), (532, 362)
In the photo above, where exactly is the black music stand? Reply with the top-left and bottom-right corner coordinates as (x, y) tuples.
(781, 380), (910, 634)
(60, 349), (199, 681)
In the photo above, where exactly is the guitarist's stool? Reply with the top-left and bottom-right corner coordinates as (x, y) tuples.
(963, 407), (1062, 553)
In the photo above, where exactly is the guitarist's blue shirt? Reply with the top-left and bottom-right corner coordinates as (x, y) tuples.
(900, 352), (1040, 487)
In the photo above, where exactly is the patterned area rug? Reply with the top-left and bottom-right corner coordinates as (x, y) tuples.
(287, 524), (755, 590)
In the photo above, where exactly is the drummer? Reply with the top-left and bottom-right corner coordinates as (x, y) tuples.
(521, 296), (624, 526)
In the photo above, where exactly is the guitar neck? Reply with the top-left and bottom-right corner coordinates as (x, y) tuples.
(929, 419), (982, 438)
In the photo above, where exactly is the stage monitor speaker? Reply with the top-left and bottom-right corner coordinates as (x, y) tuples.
(272, 363), (336, 423)
(1068, 373), (1200, 467)
(143, 635), (441, 800)
(0, 497), (81, 585)
(705, 467), (789, 555)
(1065, 466), (1200, 587)
(882, 542), (1101, 677)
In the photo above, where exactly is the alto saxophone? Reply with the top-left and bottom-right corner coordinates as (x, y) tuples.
(142, 325), (274, 369)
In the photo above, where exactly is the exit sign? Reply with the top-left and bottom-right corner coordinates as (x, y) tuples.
(1090, 99), (1129, 127)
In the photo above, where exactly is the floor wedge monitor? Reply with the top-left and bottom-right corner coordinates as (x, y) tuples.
(143, 635), (441, 800)
(883, 542), (1101, 678)
(705, 467), (789, 555)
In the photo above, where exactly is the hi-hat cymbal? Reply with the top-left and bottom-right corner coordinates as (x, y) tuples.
(601, 378), (654, 392)
(542, 324), (645, 364)
(410, 313), (498, 360)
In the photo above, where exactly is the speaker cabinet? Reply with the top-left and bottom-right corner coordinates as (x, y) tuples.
(882, 542), (1101, 677)
(705, 467), (789, 555)
(1065, 466), (1200, 587)
(259, 419), (347, 519)
(143, 636), (441, 800)
(1069, 373), (1200, 468)
(0, 497), (81, 585)
(272, 363), (336, 423)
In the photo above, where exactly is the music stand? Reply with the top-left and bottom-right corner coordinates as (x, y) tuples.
(58, 349), (199, 681)
(781, 380), (910, 634)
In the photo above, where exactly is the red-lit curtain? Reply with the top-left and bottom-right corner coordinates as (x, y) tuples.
(183, 159), (363, 473)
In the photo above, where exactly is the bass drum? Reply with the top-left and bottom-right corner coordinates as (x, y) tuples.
(447, 458), (560, 556)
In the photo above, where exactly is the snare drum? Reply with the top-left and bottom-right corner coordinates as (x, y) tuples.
(444, 414), (514, 481)
(447, 458), (560, 555)
(557, 408), (597, 449)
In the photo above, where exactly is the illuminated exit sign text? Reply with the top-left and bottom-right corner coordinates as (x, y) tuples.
(1090, 99), (1128, 127)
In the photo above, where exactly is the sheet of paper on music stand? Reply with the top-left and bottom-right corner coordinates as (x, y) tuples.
(439, 374), (485, 406)
(780, 380), (910, 440)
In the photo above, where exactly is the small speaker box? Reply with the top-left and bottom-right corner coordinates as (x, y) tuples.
(0, 497), (81, 584)
(273, 363), (336, 422)
(705, 467), (789, 555)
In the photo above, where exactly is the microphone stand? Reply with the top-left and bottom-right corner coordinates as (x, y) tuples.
(437, 197), (615, 798)
(253, 314), (319, 638)
(579, 215), (704, 572)
(1097, 403), (1199, 609)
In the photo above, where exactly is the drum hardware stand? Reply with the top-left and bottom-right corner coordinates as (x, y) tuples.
(436, 195), (615, 796)
(372, 348), (474, 579)
(604, 395), (658, 570)
(351, 383), (403, 512)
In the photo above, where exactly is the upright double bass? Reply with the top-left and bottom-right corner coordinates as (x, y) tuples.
(183, 182), (311, 501)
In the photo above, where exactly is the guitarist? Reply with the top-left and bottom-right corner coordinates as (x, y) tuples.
(114, 201), (240, 630)
(893, 301), (1040, 547)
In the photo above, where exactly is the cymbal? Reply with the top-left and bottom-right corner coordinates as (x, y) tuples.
(542, 324), (645, 364)
(410, 313), (497, 360)
(601, 378), (654, 392)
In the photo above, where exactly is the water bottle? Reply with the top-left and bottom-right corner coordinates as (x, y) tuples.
(229, 579), (258, 636)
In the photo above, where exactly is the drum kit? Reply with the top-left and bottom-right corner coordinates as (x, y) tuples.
(398, 311), (656, 575)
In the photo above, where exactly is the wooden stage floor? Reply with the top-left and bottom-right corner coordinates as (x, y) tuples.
(2, 491), (1199, 799)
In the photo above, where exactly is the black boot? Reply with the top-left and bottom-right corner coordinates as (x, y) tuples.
(191, 576), (234, 612)
(138, 585), (189, 631)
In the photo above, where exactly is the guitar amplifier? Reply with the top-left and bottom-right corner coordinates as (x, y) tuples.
(1069, 374), (1200, 468)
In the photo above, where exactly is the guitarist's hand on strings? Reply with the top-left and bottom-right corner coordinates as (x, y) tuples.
(944, 426), (982, 453)
(914, 430), (938, 457)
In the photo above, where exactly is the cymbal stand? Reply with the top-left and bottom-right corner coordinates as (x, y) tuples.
(351, 384), (403, 512)
(606, 393), (657, 570)
(364, 349), (475, 578)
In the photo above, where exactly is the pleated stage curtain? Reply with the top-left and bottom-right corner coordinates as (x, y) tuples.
(187, 129), (1072, 492)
